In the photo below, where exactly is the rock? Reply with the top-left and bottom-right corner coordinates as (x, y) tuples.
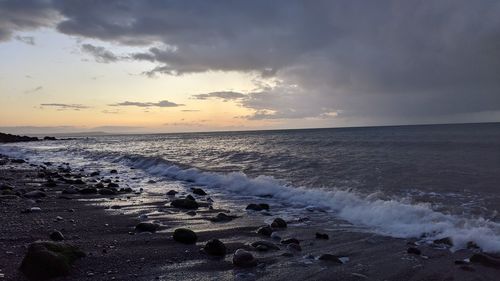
(470, 253), (500, 268)
(90, 171), (100, 177)
(204, 239), (226, 256)
(173, 228), (197, 244)
(251, 241), (280, 251)
(147, 180), (156, 184)
(318, 254), (343, 263)
(185, 194), (196, 201)
(186, 211), (197, 216)
(62, 187), (79, 195)
(120, 187), (133, 193)
(467, 241), (480, 249)
(110, 205), (121, 209)
(433, 237), (453, 247)
(315, 232), (329, 240)
(24, 191), (46, 199)
(110, 169), (118, 174)
(166, 190), (178, 196)
(171, 199), (199, 209)
(257, 225), (273, 236)
(191, 188), (207, 196)
(233, 249), (257, 268)
(79, 187), (97, 194)
(50, 231), (65, 241)
(72, 179), (85, 185)
(281, 238), (300, 245)
(135, 222), (160, 233)
(0, 183), (13, 190)
(98, 188), (117, 195)
(95, 182), (105, 189)
(271, 218), (287, 228)
(210, 212), (237, 222)
(20, 241), (85, 280)
(286, 243), (302, 252)
(246, 203), (270, 211)
(270, 232), (282, 240)
(407, 247), (421, 255)
(107, 182), (119, 188)
(11, 159), (26, 164)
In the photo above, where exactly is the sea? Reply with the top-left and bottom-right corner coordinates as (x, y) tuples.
(1, 122), (500, 252)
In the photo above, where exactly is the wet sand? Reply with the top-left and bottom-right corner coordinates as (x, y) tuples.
(0, 154), (498, 281)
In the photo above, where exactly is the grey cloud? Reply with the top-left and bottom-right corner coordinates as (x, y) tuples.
(109, 100), (184, 107)
(40, 103), (90, 110)
(81, 43), (118, 63)
(4, 1), (500, 124)
(14, 35), (35, 45)
(192, 91), (247, 101)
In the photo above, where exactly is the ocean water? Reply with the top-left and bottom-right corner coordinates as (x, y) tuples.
(2, 123), (500, 251)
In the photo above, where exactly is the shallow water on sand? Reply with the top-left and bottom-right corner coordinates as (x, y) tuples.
(1, 123), (500, 252)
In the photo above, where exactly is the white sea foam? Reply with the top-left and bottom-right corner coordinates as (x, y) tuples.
(2, 144), (500, 252)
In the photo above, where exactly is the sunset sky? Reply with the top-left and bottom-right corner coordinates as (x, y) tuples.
(1, 1), (500, 134)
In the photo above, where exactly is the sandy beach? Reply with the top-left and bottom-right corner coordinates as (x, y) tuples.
(0, 152), (499, 281)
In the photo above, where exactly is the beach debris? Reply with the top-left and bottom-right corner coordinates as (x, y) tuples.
(173, 228), (197, 244)
(233, 249), (257, 268)
(315, 232), (329, 240)
(257, 225), (273, 236)
(433, 237), (453, 247)
(203, 239), (226, 256)
(166, 190), (178, 196)
(191, 188), (207, 196)
(20, 241), (85, 280)
(470, 253), (500, 269)
(271, 218), (287, 228)
(24, 191), (46, 199)
(246, 203), (269, 211)
(171, 199), (199, 209)
(50, 231), (64, 241)
(135, 222), (160, 233)
(251, 241), (280, 251)
(318, 254), (343, 264)
(407, 247), (421, 255)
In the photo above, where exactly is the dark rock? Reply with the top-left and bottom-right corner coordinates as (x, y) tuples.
(147, 180), (156, 184)
(315, 232), (329, 240)
(210, 212), (237, 222)
(79, 187), (97, 194)
(24, 190), (46, 199)
(470, 253), (500, 268)
(281, 238), (300, 245)
(98, 188), (117, 195)
(72, 179), (85, 185)
(50, 231), (65, 241)
(90, 171), (100, 177)
(110, 205), (121, 209)
(185, 195), (196, 201)
(407, 247), (421, 255)
(11, 159), (26, 163)
(20, 241), (85, 280)
(173, 228), (197, 244)
(257, 225), (273, 236)
(186, 210), (197, 216)
(166, 190), (178, 196)
(433, 237), (453, 247)
(191, 188), (207, 196)
(204, 239), (226, 256)
(251, 241), (280, 251)
(110, 169), (118, 174)
(271, 218), (287, 228)
(135, 222), (160, 233)
(62, 187), (78, 195)
(286, 243), (302, 252)
(233, 249), (257, 267)
(107, 182), (119, 188)
(318, 254), (343, 263)
(171, 199), (199, 209)
(103, 179), (111, 183)
(246, 203), (270, 211)
(467, 241), (480, 249)
(0, 183), (13, 190)
(43, 136), (57, 140)
(120, 187), (133, 193)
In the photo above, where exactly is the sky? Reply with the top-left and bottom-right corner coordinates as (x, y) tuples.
(1, 0), (500, 134)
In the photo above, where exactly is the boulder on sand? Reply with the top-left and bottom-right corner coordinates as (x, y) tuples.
(246, 203), (270, 211)
(204, 239), (226, 256)
(173, 228), (197, 244)
(271, 218), (287, 228)
(209, 212), (237, 222)
(191, 188), (207, 196)
(233, 249), (257, 267)
(135, 222), (160, 233)
(171, 199), (199, 209)
(20, 241), (85, 280)
(257, 225), (273, 236)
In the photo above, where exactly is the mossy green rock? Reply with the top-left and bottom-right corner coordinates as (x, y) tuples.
(20, 241), (85, 280)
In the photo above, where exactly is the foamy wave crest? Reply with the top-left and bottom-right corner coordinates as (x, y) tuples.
(121, 155), (500, 253)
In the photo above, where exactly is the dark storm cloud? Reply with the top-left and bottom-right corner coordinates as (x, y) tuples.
(0, 0), (56, 41)
(192, 91), (247, 101)
(81, 43), (118, 63)
(109, 100), (184, 107)
(3, 1), (500, 123)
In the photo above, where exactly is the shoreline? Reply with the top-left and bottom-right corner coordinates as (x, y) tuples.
(1, 153), (499, 280)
